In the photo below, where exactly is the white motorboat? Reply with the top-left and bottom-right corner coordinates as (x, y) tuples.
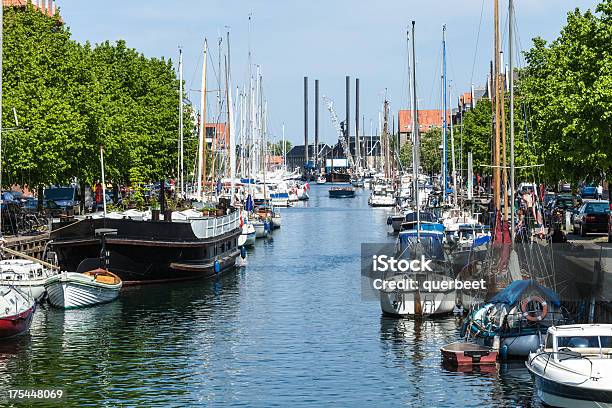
(441, 207), (479, 234)
(0, 259), (58, 301)
(45, 269), (122, 309)
(369, 183), (395, 207)
(252, 220), (269, 238)
(316, 176), (327, 184)
(271, 210), (282, 229)
(526, 324), (612, 408)
(239, 223), (256, 247)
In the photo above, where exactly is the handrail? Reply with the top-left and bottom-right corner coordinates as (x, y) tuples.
(528, 350), (594, 386)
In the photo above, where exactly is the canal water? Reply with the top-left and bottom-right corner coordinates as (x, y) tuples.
(0, 185), (539, 407)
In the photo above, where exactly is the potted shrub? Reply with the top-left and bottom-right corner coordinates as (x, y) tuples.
(150, 195), (160, 221)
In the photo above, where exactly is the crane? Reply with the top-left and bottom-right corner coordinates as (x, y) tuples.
(323, 96), (355, 173)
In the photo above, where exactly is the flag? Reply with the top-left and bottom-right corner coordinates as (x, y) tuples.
(245, 194), (254, 212)
(216, 178), (222, 194)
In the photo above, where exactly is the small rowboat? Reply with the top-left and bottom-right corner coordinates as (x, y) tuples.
(0, 286), (35, 338)
(45, 269), (122, 309)
(441, 341), (498, 366)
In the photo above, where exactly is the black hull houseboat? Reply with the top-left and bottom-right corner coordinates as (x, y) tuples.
(50, 211), (241, 284)
(325, 171), (351, 183)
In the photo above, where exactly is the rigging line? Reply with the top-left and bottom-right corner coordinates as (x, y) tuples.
(426, 43), (442, 110)
(187, 42), (204, 100)
(470, 0), (487, 87)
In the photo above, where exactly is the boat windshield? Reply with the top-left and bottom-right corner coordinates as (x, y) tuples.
(557, 335), (612, 350)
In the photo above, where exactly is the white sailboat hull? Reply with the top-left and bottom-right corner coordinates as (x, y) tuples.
(271, 214), (281, 229)
(380, 290), (456, 317)
(46, 274), (121, 309)
(253, 222), (268, 238)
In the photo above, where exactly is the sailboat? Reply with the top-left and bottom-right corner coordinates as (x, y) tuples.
(379, 22), (457, 318)
(460, 0), (569, 358)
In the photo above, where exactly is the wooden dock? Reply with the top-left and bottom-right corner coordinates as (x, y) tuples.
(3, 233), (50, 261)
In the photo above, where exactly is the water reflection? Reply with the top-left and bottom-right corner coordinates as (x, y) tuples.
(0, 185), (543, 406)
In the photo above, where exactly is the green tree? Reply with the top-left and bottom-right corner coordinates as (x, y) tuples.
(268, 140), (292, 156)
(2, 4), (194, 198)
(521, 0), (612, 183)
(420, 128), (442, 175)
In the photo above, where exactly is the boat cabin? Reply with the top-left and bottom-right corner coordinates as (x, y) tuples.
(543, 324), (612, 360)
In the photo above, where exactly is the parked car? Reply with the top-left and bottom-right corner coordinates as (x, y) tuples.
(580, 184), (597, 199)
(44, 186), (82, 216)
(572, 199), (610, 237)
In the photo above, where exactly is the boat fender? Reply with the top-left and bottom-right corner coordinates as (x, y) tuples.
(500, 344), (508, 361)
(214, 259), (221, 274)
(240, 246), (247, 259)
(520, 296), (548, 322)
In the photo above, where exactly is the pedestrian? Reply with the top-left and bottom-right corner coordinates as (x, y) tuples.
(597, 184), (603, 200)
(95, 182), (102, 206)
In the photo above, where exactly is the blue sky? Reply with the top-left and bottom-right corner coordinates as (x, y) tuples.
(59, 0), (600, 146)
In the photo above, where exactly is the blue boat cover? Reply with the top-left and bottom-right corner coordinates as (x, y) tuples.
(240, 178), (256, 184)
(472, 235), (491, 248)
(399, 230), (446, 260)
(489, 280), (561, 307)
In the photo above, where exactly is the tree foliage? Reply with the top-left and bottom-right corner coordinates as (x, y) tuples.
(521, 0), (612, 182)
(2, 4), (193, 190)
(420, 127), (442, 176)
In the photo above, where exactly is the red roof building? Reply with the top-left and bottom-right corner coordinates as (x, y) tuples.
(398, 109), (450, 145)
(3, 0), (58, 17)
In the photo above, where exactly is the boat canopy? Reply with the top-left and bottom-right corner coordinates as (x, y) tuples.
(489, 280), (561, 307)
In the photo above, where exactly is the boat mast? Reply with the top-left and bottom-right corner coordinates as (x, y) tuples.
(178, 48), (184, 198)
(509, 0), (516, 241)
(100, 146), (107, 216)
(493, 0), (501, 212)
(197, 39), (208, 202)
(501, 51), (509, 223)
(450, 84), (457, 206)
(442, 25), (448, 204)
(411, 21), (420, 242)
(226, 53), (236, 206)
(383, 99), (389, 179)
(282, 123), (286, 170)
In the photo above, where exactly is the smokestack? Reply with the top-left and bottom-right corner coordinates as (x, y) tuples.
(304, 77), (309, 167)
(355, 78), (360, 168)
(345, 76), (350, 149)
(315, 79), (319, 170)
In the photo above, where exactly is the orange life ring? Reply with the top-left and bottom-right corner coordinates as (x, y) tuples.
(520, 296), (548, 322)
